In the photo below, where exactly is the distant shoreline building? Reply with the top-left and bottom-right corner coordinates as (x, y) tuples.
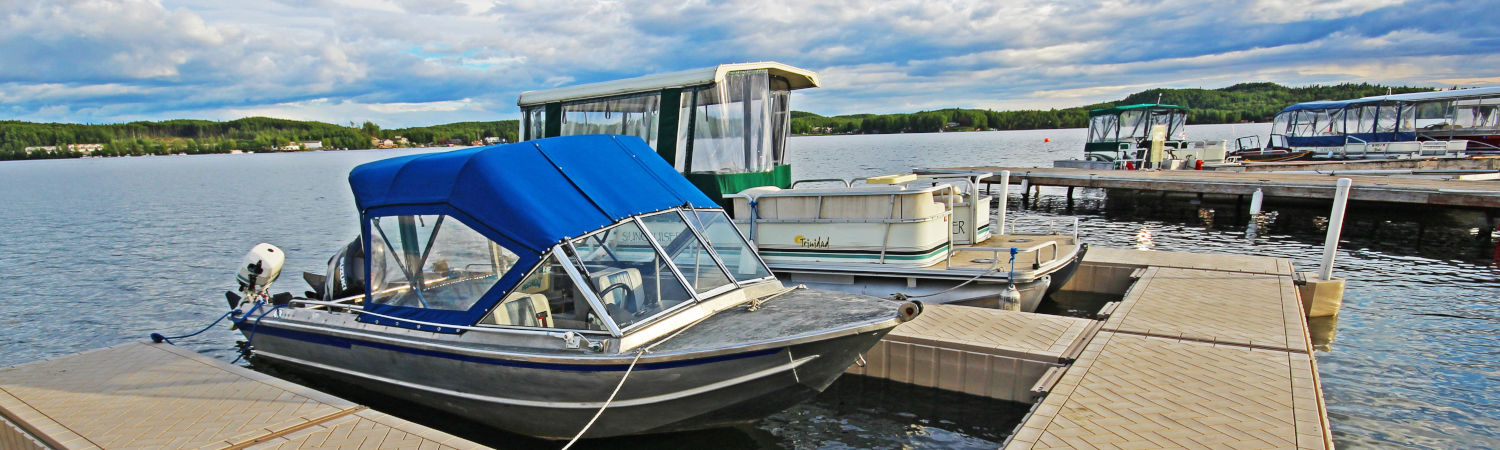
(23, 143), (104, 155)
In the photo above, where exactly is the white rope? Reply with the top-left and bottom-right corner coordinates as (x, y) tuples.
(561, 349), (645, 449)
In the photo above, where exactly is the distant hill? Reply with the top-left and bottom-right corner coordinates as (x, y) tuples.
(791, 82), (1434, 135)
(0, 118), (519, 160)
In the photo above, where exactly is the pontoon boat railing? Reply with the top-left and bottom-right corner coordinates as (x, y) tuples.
(1342, 135), (1370, 159)
(790, 178), (853, 188)
(950, 241), (1061, 272)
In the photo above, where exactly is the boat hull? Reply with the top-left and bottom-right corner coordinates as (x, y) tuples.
(240, 311), (894, 439)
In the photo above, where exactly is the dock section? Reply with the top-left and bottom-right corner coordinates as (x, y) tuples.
(0, 342), (483, 449)
(1008, 252), (1333, 449)
(933, 166), (1500, 209)
(847, 305), (1098, 403)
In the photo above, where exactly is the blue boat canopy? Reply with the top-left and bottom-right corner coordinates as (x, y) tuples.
(348, 135), (719, 330)
(351, 134), (717, 254)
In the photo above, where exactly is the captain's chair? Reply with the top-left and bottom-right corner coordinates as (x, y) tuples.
(590, 267), (643, 317)
(489, 293), (552, 327)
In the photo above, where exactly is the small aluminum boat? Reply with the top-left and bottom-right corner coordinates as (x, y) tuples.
(226, 135), (919, 439)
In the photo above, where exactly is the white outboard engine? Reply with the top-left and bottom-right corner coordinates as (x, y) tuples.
(235, 243), (285, 307)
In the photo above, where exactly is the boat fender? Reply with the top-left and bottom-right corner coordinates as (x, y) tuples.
(998, 284), (1022, 311)
(897, 301), (922, 322)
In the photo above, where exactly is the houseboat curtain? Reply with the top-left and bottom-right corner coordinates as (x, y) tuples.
(524, 107), (545, 140)
(686, 69), (776, 173)
(560, 92), (662, 148)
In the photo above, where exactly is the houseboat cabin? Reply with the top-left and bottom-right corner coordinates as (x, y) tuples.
(1269, 86), (1500, 158)
(518, 62), (820, 207)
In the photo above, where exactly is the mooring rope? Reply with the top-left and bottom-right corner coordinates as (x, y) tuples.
(561, 348), (646, 449)
(149, 309), (239, 345)
(233, 303), (285, 364)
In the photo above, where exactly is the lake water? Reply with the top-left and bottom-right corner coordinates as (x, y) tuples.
(1, 123), (1496, 448)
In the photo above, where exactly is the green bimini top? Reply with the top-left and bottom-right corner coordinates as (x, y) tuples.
(1088, 103), (1190, 117)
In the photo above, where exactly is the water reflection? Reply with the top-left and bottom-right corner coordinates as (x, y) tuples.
(1308, 314), (1339, 352)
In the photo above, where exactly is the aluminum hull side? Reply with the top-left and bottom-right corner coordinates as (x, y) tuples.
(240, 320), (891, 439)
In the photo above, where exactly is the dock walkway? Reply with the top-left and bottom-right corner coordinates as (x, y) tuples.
(935, 166), (1500, 209)
(0, 342), (482, 449)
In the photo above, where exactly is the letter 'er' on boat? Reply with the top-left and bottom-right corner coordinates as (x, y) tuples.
(225, 134), (921, 439)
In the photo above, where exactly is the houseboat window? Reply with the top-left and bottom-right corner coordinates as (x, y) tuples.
(479, 254), (603, 331)
(1119, 110), (1145, 140)
(685, 210), (773, 282)
(684, 69), (780, 173)
(639, 212), (733, 294)
(1088, 115), (1118, 143)
(1412, 101), (1454, 129)
(1325, 109), (1345, 136)
(1456, 99), (1499, 130)
(1398, 104), (1416, 132)
(524, 107), (545, 140)
(570, 221), (694, 329)
(769, 76), (792, 165)
(561, 92), (662, 148)
(1376, 103), (1398, 133)
(1353, 105), (1378, 134)
(368, 215), (519, 311)
(1272, 112), (1291, 135)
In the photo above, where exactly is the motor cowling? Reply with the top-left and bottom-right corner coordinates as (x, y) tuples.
(236, 243), (285, 300)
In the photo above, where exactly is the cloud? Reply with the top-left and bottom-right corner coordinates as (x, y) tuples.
(0, 0), (1497, 126)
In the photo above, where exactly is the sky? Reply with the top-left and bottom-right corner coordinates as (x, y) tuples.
(3, 0), (1498, 128)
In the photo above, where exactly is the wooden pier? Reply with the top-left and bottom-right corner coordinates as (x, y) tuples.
(935, 166), (1500, 209)
(848, 247), (1333, 449)
(0, 342), (482, 449)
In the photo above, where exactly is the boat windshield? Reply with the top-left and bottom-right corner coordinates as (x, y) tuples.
(569, 220), (698, 330)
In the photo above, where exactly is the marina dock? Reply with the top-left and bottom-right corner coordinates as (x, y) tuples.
(0, 343), (482, 449)
(3, 246), (1331, 448)
(848, 247), (1333, 449)
(935, 166), (1500, 210)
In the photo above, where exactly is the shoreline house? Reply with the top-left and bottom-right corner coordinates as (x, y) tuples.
(300, 141), (323, 150)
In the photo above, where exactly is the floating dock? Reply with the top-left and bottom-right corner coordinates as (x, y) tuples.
(935, 166), (1500, 209)
(0, 343), (482, 449)
(4, 246), (1332, 449)
(848, 247), (1334, 449)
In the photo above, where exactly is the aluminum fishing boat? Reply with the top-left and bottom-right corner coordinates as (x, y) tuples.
(226, 134), (919, 440)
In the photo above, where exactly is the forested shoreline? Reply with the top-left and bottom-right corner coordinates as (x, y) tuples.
(790, 82), (1431, 135)
(2, 82), (1432, 161)
(0, 118), (518, 160)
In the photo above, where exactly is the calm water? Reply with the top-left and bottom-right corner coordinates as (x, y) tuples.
(1, 124), (1496, 448)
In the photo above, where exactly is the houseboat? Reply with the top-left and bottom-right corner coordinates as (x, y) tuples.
(1263, 86), (1500, 159)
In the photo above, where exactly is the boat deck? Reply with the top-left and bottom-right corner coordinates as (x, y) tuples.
(0, 343), (482, 449)
(940, 234), (1080, 273)
(771, 233), (1080, 281)
(933, 166), (1500, 209)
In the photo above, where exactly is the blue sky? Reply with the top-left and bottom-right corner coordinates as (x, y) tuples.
(3, 0), (1497, 127)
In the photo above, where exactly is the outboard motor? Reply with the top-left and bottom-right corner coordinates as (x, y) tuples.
(323, 237), (371, 301)
(235, 243), (285, 308)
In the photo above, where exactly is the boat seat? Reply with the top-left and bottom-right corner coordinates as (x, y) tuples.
(489, 293), (552, 327)
(591, 267), (644, 314)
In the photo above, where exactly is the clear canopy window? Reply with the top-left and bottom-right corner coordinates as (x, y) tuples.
(570, 220), (696, 330)
(369, 215), (519, 311)
(479, 253), (603, 331)
(560, 92), (663, 148)
(638, 211), (734, 294)
(1087, 115), (1118, 143)
(684, 210), (772, 282)
(681, 70), (789, 173)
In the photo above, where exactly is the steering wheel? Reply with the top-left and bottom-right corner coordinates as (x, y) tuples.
(599, 282), (637, 314)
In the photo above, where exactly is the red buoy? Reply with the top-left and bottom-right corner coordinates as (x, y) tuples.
(1044, 138), (1050, 142)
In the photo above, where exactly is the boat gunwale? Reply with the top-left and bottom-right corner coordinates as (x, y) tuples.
(243, 309), (903, 365)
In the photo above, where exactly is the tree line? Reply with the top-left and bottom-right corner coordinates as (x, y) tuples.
(0, 117), (519, 161)
(791, 82), (1433, 135)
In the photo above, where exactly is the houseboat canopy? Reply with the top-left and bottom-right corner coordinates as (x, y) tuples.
(1086, 104), (1189, 149)
(1272, 87), (1500, 148)
(518, 62), (820, 107)
(348, 135), (719, 328)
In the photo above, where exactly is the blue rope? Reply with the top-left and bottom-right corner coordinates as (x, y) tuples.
(150, 309), (238, 345)
(1008, 247), (1019, 283)
(233, 303), (284, 364)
